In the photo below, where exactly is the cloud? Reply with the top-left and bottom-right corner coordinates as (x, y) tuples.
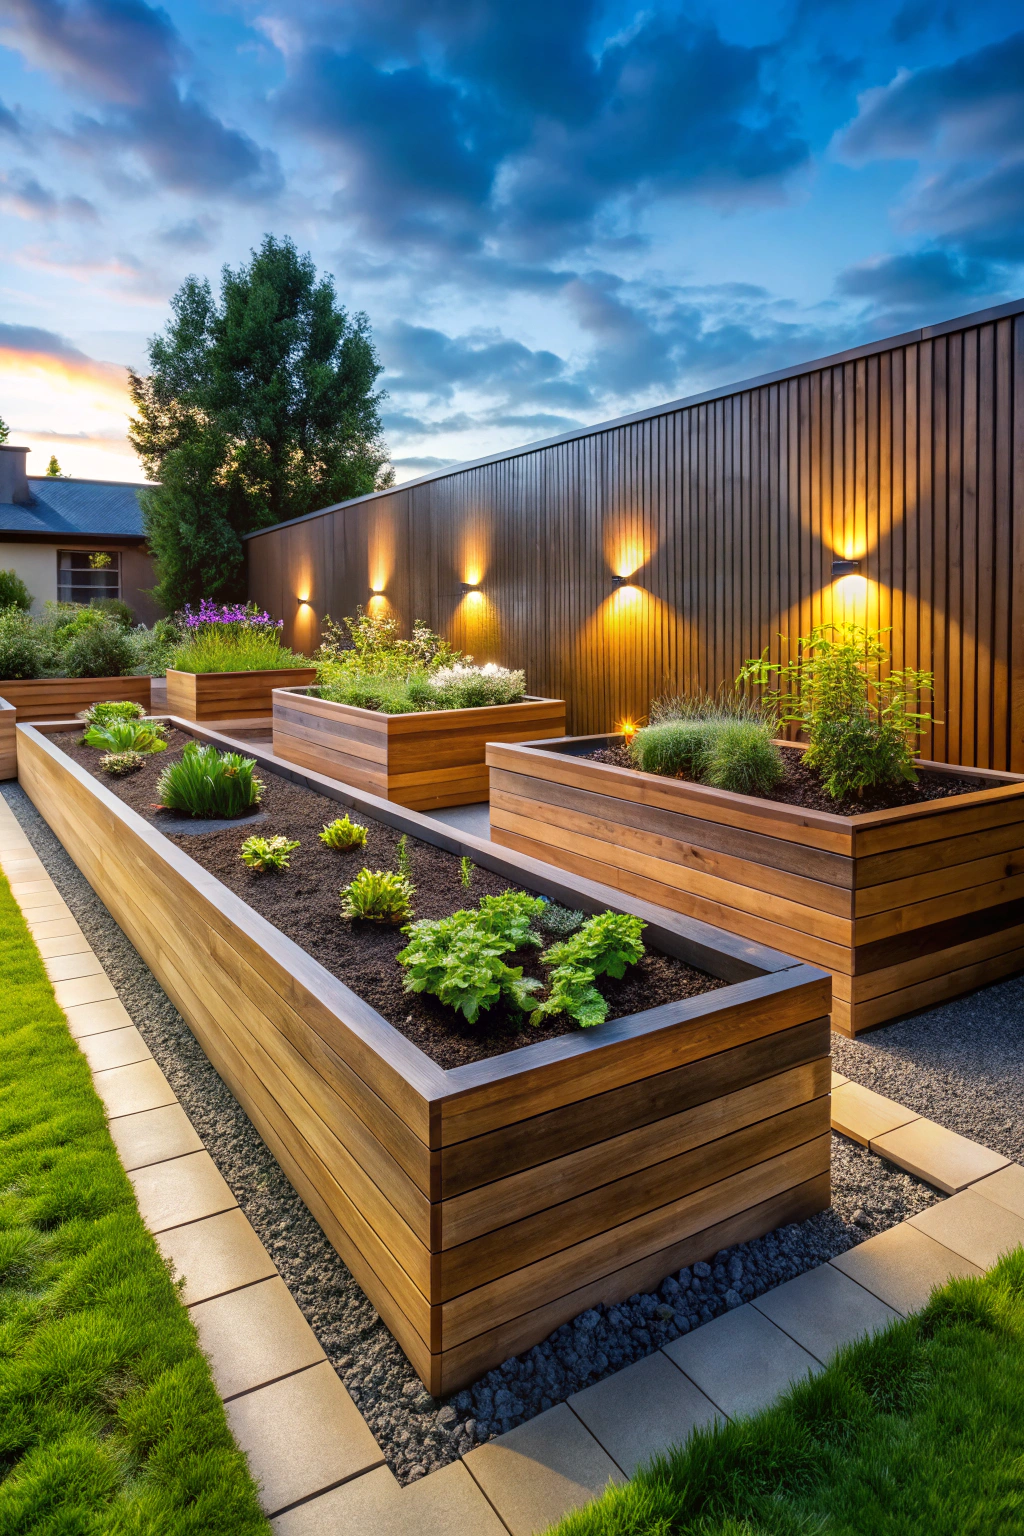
(380, 321), (595, 410)
(391, 455), (460, 473)
(0, 169), (97, 221)
(3, 0), (282, 198)
(156, 214), (222, 252)
(836, 248), (1005, 309)
(0, 97), (24, 135)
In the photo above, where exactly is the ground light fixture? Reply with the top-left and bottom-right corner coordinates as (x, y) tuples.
(831, 558), (861, 577)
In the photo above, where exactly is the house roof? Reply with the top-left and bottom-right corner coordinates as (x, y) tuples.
(0, 477), (149, 539)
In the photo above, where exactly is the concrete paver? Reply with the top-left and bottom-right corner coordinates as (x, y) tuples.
(52, 971), (117, 1009)
(663, 1304), (819, 1420)
(14, 882), (64, 909)
(63, 996), (135, 1037)
(78, 1024), (152, 1073)
(870, 1117), (1009, 1194)
(92, 1058), (177, 1118)
(908, 1188), (1024, 1270)
(971, 1163), (1024, 1219)
(830, 1082), (919, 1145)
(157, 1207), (277, 1304)
(44, 950), (105, 982)
(271, 1461), (507, 1536)
(108, 1102), (203, 1171)
(25, 903), (74, 928)
(226, 1361), (383, 1517)
(569, 1349), (720, 1476)
(830, 1223), (981, 1314)
(465, 1402), (622, 1536)
(752, 1262), (899, 1363)
(34, 930), (91, 958)
(129, 1149), (237, 1234)
(190, 1276), (325, 1400)
(23, 913), (80, 940)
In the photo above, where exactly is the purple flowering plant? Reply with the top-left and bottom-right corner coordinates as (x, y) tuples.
(181, 600), (283, 630)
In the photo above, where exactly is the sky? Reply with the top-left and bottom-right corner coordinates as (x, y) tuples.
(0, 0), (1022, 485)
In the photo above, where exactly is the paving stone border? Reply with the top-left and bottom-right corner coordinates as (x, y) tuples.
(5, 794), (1024, 1535)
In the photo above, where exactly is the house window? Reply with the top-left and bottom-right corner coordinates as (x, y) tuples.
(58, 550), (121, 605)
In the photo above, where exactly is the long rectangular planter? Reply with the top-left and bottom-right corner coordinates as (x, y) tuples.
(0, 697), (14, 780)
(487, 735), (1024, 1037)
(18, 720), (830, 1394)
(272, 687), (567, 810)
(166, 666), (317, 721)
(0, 673), (152, 723)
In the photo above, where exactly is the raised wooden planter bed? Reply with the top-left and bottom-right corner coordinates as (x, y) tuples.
(0, 673), (152, 723)
(487, 735), (1024, 1037)
(0, 697), (15, 780)
(18, 719), (829, 1394)
(272, 687), (566, 811)
(166, 666), (317, 721)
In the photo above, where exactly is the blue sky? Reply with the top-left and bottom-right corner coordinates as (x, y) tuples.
(1, 0), (1022, 482)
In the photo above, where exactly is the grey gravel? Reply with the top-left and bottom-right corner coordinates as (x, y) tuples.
(3, 780), (946, 1478)
(832, 980), (1024, 1165)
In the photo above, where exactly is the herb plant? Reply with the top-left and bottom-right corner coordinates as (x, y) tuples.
(82, 717), (168, 754)
(397, 891), (546, 1022)
(396, 834), (412, 880)
(738, 623), (935, 801)
(702, 718), (785, 797)
(239, 835), (300, 872)
(341, 868), (414, 923)
(460, 856), (473, 888)
(157, 744), (263, 818)
(533, 902), (585, 937)
(99, 751), (145, 776)
(319, 815), (367, 850)
(79, 700), (146, 726)
(530, 911), (646, 1029)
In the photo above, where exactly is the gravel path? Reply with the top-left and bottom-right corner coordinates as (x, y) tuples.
(3, 781), (944, 1481)
(832, 977), (1024, 1165)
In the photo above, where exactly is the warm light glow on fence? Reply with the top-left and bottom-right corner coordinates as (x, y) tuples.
(616, 718), (638, 740)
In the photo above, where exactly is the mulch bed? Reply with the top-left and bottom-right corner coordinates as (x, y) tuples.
(56, 729), (723, 1068)
(586, 743), (986, 815)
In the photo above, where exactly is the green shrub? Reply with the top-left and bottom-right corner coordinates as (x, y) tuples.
(61, 617), (136, 678)
(0, 567), (32, 611)
(0, 608), (43, 679)
(629, 717), (716, 778)
(738, 623), (935, 801)
(316, 669), (424, 713)
(100, 750), (145, 775)
(93, 597), (134, 628)
(83, 717), (168, 754)
(341, 868), (415, 923)
(318, 663), (525, 714)
(317, 609), (460, 679)
(157, 744), (263, 818)
(531, 911), (646, 1028)
(79, 699), (147, 726)
(239, 834), (299, 872)
(533, 901), (585, 937)
(170, 627), (309, 674)
(319, 815), (368, 850)
(702, 718), (784, 796)
(397, 891), (546, 1021)
(427, 663), (526, 708)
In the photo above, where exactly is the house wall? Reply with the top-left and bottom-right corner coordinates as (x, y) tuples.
(0, 543), (59, 612)
(247, 299), (1024, 773)
(0, 542), (161, 625)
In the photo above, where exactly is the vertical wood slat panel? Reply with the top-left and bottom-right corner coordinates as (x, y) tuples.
(247, 310), (1024, 773)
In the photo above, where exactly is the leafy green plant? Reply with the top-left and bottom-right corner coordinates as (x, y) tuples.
(319, 814), (367, 850)
(157, 744), (263, 818)
(397, 891), (546, 1022)
(738, 623), (935, 801)
(170, 627), (309, 674)
(533, 901), (585, 937)
(629, 717), (716, 778)
(702, 718), (784, 796)
(460, 855), (473, 889)
(99, 750), (145, 775)
(317, 609), (460, 679)
(341, 868), (415, 923)
(629, 694), (782, 794)
(61, 616), (137, 679)
(79, 699), (147, 726)
(93, 597), (134, 628)
(0, 608), (43, 679)
(239, 834), (300, 872)
(530, 911), (646, 1028)
(0, 567), (33, 612)
(396, 833), (412, 879)
(83, 717), (168, 754)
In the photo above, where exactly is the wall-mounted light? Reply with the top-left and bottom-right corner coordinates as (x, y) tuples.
(611, 574), (630, 588)
(459, 581), (480, 594)
(831, 559), (861, 578)
(296, 594), (311, 607)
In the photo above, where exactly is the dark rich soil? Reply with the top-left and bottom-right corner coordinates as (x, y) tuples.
(587, 742), (989, 815)
(58, 729), (724, 1068)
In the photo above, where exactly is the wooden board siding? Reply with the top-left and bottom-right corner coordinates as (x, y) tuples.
(0, 674), (151, 723)
(18, 719), (830, 1394)
(0, 697), (15, 780)
(272, 688), (566, 810)
(166, 667), (317, 721)
(488, 738), (1024, 1037)
(246, 301), (1024, 773)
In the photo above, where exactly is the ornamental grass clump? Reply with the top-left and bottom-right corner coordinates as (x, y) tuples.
(531, 911), (646, 1029)
(341, 868), (415, 923)
(738, 623), (935, 802)
(319, 815), (367, 850)
(629, 695), (783, 795)
(397, 891), (546, 1022)
(170, 627), (308, 675)
(157, 743), (263, 818)
(82, 716), (168, 754)
(239, 834), (299, 872)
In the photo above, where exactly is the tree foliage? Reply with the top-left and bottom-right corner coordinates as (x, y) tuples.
(129, 235), (392, 610)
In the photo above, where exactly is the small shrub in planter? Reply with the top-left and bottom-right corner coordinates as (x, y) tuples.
(0, 601), (167, 682)
(100, 750), (145, 776)
(629, 697), (783, 795)
(340, 868), (415, 924)
(169, 600), (309, 674)
(79, 700), (147, 727)
(157, 743), (263, 818)
(82, 717), (167, 754)
(319, 815), (367, 850)
(240, 834), (300, 872)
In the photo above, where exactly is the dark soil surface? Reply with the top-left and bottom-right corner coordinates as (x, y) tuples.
(587, 742), (987, 815)
(58, 729), (724, 1067)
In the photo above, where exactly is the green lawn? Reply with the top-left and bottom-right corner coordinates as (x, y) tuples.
(552, 1254), (1024, 1536)
(0, 869), (268, 1534)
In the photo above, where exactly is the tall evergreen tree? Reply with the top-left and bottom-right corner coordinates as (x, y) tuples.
(0, 415), (10, 444)
(129, 236), (392, 610)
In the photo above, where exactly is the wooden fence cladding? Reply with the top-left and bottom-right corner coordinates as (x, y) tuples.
(19, 720), (831, 1395)
(165, 666), (317, 721)
(0, 697), (15, 780)
(0, 674), (151, 723)
(246, 299), (1024, 772)
(487, 737), (1024, 1035)
(272, 688), (566, 809)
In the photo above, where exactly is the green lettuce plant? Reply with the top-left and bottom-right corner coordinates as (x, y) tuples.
(319, 815), (367, 850)
(82, 717), (168, 754)
(530, 911), (646, 1029)
(341, 868), (414, 923)
(239, 834), (300, 872)
(157, 744), (263, 818)
(397, 891), (546, 1022)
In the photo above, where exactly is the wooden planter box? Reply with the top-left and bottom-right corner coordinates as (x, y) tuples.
(18, 720), (830, 1394)
(487, 735), (1024, 1037)
(0, 697), (14, 780)
(167, 666), (317, 722)
(272, 687), (567, 811)
(0, 674), (151, 723)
